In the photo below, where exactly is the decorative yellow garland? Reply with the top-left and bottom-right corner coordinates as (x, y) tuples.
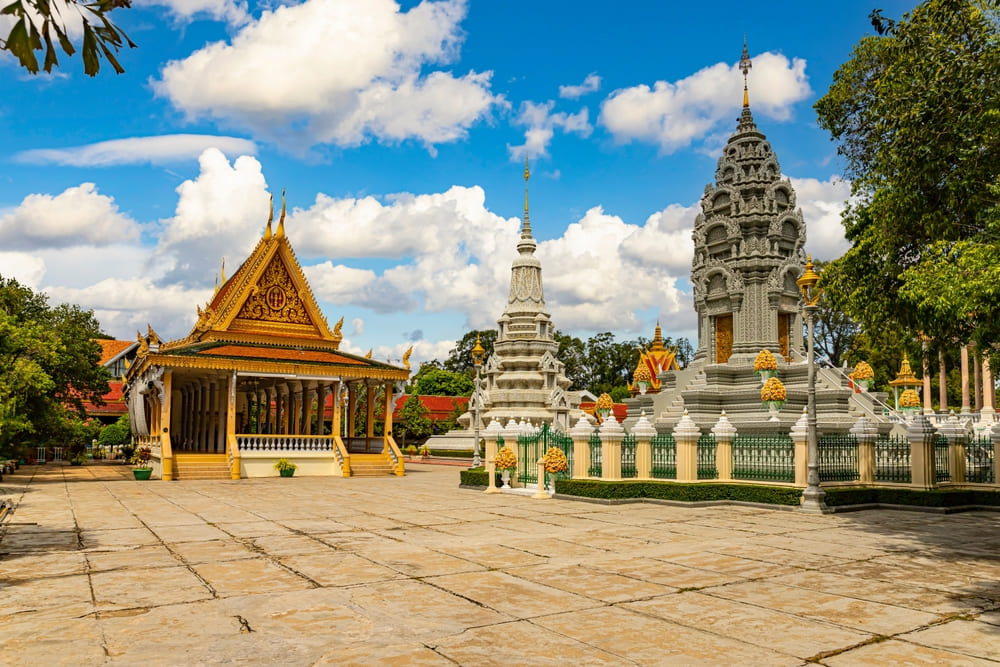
(753, 349), (778, 371)
(542, 447), (569, 473)
(495, 446), (517, 470)
(850, 361), (874, 381)
(900, 388), (921, 408)
(633, 365), (652, 382)
(761, 377), (787, 402)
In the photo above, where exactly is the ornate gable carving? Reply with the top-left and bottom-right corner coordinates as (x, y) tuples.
(235, 255), (313, 326)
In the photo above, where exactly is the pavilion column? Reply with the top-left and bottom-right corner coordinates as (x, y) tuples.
(227, 372), (240, 479)
(961, 344), (971, 415)
(347, 382), (357, 438)
(302, 383), (313, 436)
(316, 383), (329, 436)
(922, 341), (933, 415)
(199, 381), (211, 451)
(939, 350), (948, 414)
(332, 382), (343, 438)
(278, 384), (289, 434)
(383, 382), (394, 442)
(973, 344), (983, 411)
(188, 386), (198, 450)
(264, 387), (274, 434)
(366, 382), (376, 441)
(215, 378), (226, 452)
(179, 388), (188, 447)
(983, 358), (996, 420)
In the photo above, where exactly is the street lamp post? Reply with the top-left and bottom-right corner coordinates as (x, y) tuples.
(797, 255), (828, 513)
(471, 335), (486, 468)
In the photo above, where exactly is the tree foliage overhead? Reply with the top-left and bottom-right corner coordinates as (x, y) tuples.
(815, 0), (1000, 352)
(443, 330), (497, 374)
(1, 0), (135, 76)
(410, 365), (474, 397)
(0, 276), (110, 455)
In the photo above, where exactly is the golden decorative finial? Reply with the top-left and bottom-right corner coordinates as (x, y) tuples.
(213, 273), (219, 295)
(220, 257), (226, 285)
(264, 194), (273, 239)
(740, 36), (752, 108)
(333, 316), (344, 337)
(365, 348), (373, 359)
(403, 346), (413, 370)
(276, 189), (286, 238)
(522, 156), (532, 239)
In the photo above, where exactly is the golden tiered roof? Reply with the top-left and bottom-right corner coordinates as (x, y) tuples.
(627, 323), (680, 395)
(889, 352), (921, 388)
(127, 195), (408, 383)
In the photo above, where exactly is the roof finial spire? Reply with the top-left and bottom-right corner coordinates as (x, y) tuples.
(276, 189), (286, 238)
(740, 35), (752, 108)
(220, 257), (226, 285)
(522, 156), (532, 239)
(264, 194), (274, 239)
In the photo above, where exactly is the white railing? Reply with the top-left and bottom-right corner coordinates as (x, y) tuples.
(237, 434), (336, 452)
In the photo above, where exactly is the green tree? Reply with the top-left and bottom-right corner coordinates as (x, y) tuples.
(97, 413), (129, 450)
(0, 277), (110, 457)
(443, 330), (497, 374)
(815, 0), (1000, 353)
(812, 260), (861, 368)
(1, 0), (136, 75)
(410, 365), (474, 396)
(396, 394), (432, 446)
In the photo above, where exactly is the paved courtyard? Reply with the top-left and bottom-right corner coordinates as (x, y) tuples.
(2, 463), (999, 665)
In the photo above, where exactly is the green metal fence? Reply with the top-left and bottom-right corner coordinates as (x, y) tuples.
(516, 423), (573, 486)
(934, 435), (950, 483)
(818, 433), (859, 482)
(588, 431), (602, 477)
(651, 432), (676, 479)
(621, 433), (637, 479)
(732, 433), (794, 483)
(697, 433), (718, 480)
(874, 434), (911, 483)
(967, 438), (994, 484)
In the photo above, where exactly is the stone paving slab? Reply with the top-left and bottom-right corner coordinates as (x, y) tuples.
(2, 462), (999, 666)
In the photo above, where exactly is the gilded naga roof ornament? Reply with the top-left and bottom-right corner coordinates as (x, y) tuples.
(333, 316), (344, 337)
(220, 257), (226, 285)
(402, 346), (413, 370)
(276, 189), (287, 239)
(146, 324), (161, 347)
(365, 349), (373, 359)
(264, 193), (274, 239)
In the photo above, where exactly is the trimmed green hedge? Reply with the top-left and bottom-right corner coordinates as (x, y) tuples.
(430, 449), (474, 458)
(554, 479), (803, 506)
(824, 487), (1000, 508)
(459, 466), (501, 487)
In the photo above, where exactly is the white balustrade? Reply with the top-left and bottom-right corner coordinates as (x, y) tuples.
(237, 434), (336, 452)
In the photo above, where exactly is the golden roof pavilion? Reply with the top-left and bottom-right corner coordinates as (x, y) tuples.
(125, 196), (410, 480)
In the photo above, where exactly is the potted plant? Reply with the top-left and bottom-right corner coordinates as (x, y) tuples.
(495, 446), (517, 488)
(899, 389), (921, 416)
(131, 447), (153, 480)
(419, 444), (430, 460)
(69, 453), (86, 466)
(406, 444), (417, 460)
(274, 458), (297, 477)
(542, 447), (568, 494)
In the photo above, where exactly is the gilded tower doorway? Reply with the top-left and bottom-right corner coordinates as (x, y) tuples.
(715, 314), (733, 363)
(778, 313), (790, 359)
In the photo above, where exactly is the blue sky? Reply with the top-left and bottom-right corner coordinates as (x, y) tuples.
(0, 0), (916, 366)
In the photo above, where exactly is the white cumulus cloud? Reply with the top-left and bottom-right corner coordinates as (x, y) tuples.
(153, 148), (271, 287)
(790, 175), (851, 261)
(559, 73), (601, 99)
(600, 51), (811, 153)
(0, 252), (46, 288)
(15, 135), (257, 167)
(508, 100), (592, 161)
(135, 0), (249, 25)
(0, 183), (140, 250)
(153, 0), (502, 152)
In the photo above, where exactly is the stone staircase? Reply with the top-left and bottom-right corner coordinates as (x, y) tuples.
(172, 453), (231, 480)
(348, 453), (396, 477)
